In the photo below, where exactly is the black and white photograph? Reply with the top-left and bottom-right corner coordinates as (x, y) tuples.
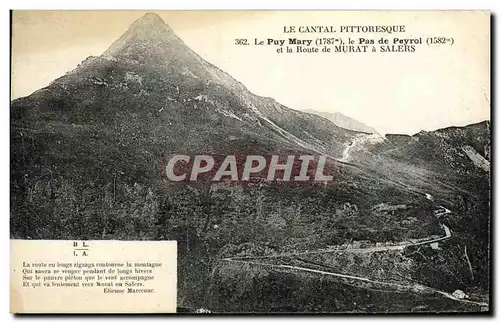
(9, 10), (491, 314)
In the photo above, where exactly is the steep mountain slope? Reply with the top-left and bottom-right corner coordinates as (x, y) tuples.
(11, 14), (363, 214)
(304, 109), (378, 134)
(13, 13), (407, 249)
(10, 13), (490, 312)
(12, 14), (356, 158)
(12, 13), (419, 220)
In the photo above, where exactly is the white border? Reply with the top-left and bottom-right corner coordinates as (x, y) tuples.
(2, 1), (498, 322)
(3, 1), (498, 10)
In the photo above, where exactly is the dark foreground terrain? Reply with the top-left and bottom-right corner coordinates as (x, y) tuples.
(11, 13), (490, 313)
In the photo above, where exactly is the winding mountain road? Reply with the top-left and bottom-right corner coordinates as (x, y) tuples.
(220, 204), (488, 307)
(223, 207), (451, 261)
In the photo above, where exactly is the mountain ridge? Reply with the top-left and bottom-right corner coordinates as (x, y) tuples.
(12, 13), (362, 161)
(11, 12), (489, 200)
(303, 109), (379, 134)
(10, 12), (490, 312)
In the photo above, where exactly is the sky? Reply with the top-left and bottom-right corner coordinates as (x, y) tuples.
(11, 10), (490, 134)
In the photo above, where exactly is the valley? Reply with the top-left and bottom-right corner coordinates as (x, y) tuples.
(10, 12), (490, 313)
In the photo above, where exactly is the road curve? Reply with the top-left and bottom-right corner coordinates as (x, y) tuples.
(219, 206), (488, 307)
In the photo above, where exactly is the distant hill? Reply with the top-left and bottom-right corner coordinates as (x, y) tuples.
(10, 12), (490, 313)
(304, 109), (378, 134)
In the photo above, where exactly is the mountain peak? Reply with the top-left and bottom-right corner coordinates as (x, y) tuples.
(103, 12), (179, 60)
(133, 12), (171, 30)
(304, 109), (378, 134)
(142, 12), (165, 21)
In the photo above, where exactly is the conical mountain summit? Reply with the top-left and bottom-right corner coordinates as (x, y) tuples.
(104, 13), (181, 63)
(10, 13), (491, 312)
(11, 12), (360, 164)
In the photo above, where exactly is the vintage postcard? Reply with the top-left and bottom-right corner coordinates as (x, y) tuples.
(10, 10), (490, 313)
